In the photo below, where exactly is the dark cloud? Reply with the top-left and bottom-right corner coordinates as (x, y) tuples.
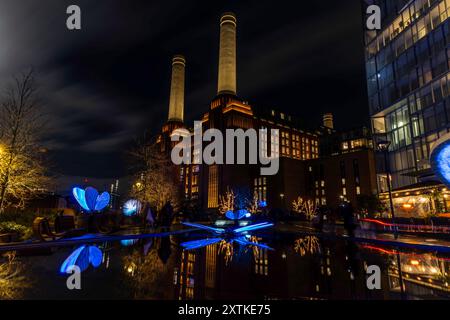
(0, 0), (368, 179)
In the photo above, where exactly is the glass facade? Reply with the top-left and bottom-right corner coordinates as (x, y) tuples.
(364, 0), (450, 188)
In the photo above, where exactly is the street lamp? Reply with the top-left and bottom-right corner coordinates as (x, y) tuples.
(377, 140), (397, 237)
(280, 193), (285, 209)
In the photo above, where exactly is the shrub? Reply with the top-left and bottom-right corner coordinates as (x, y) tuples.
(0, 222), (31, 240)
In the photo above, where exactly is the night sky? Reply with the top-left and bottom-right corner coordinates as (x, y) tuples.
(0, 0), (368, 181)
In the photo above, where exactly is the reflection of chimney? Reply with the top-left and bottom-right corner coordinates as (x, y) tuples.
(217, 12), (237, 96)
(168, 55), (186, 122)
(323, 113), (334, 129)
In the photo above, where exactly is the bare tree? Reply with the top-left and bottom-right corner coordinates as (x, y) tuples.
(129, 140), (181, 212)
(0, 70), (50, 212)
(292, 196), (318, 221)
(219, 188), (235, 215)
(247, 191), (260, 215)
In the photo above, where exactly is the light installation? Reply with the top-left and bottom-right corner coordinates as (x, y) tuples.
(430, 133), (450, 188)
(123, 199), (142, 217)
(120, 239), (139, 247)
(181, 209), (274, 251)
(72, 187), (110, 212)
(60, 245), (103, 274)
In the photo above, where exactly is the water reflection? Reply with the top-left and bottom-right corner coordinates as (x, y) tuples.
(294, 236), (321, 257)
(0, 252), (30, 299)
(60, 245), (103, 274)
(2, 232), (450, 300)
(364, 245), (450, 298)
(122, 237), (176, 299)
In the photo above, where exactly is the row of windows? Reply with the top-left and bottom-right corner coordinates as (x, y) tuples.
(374, 73), (450, 152)
(280, 132), (319, 160)
(366, 0), (449, 60)
(308, 160), (362, 201)
(368, 20), (450, 113)
(254, 177), (267, 202)
(208, 166), (219, 208)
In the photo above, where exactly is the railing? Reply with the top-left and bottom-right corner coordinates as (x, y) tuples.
(360, 218), (450, 234)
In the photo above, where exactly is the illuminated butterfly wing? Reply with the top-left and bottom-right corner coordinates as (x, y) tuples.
(226, 209), (249, 221)
(88, 246), (103, 267)
(72, 188), (90, 211)
(60, 245), (87, 274)
(233, 237), (274, 251)
(85, 187), (99, 211)
(181, 238), (223, 250)
(233, 222), (274, 234)
(94, 192), (110, 211)
(182, 222), (225, 234)
(60, 245), (103, 274)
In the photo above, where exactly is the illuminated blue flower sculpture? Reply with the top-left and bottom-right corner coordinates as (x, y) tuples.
(60, 245), (103, 274)
(72, 187), (110, 212)
(226, 209), (251, 220)
(181, 235), (273, 251)
(431, 133), (450, 188)
(123, 199), (141, 217)
(181, 209), (274, 251)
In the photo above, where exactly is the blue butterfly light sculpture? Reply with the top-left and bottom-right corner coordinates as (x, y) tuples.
(60, 245), (103, 274)
(181, 209), (274, 251)
(72, 187), (110, 213)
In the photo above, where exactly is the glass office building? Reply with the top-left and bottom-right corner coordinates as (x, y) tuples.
(364, 0), (450, 190)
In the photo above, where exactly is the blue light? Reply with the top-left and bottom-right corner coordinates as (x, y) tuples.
(258, 201), (267, 208)
(226, 209), (250, 221)
(430, 134), (450, 188)
(72, 187), (110, 212)
(181, 238), (223, 250)
(433, 145), (450, 186)
(123, 199), (141, 216)
(233, 222), (274, 234)
(120, 239), (139, 247)
(60, 245), (103, 274)
(182, 222), (225, 234)
(233, 237), (274, 250)
(72, 188), (89, 211)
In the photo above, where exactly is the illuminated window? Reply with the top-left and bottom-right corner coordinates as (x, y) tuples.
(271, 132), (280, 158)
(281, 131), (291, 156)
(292, 135), (301, 159)
(205, 245), (217, 289)
(255, 248), (269, 276)
(208, 165), (219, 208)
(254, 177), (267, 202)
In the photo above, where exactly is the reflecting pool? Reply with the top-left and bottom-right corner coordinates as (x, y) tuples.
(1, 231), (450, 300)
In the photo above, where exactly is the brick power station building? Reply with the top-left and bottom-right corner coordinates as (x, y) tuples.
(156, 12), (378, 213)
